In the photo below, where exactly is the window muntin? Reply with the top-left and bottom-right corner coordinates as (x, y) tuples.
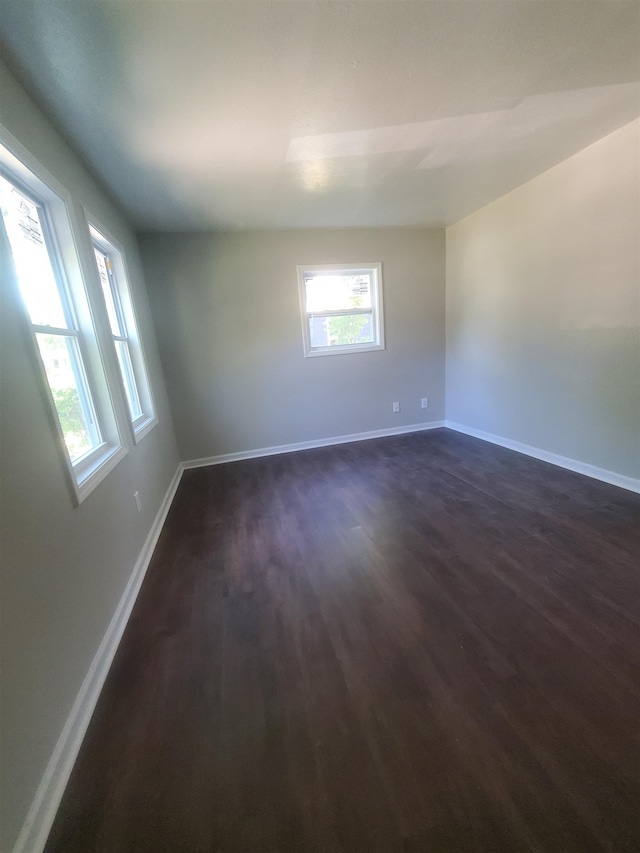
(297, 263), (385, 357)
(89, 223), (155, 438)
(0, 174), (104, 463)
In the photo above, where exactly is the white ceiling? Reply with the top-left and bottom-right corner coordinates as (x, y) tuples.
(0, 1), (638, 231)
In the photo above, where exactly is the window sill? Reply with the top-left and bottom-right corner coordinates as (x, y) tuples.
(132, 413), (158, 444)
(304, 342), (385, 358)
(73, 442), (128, 505)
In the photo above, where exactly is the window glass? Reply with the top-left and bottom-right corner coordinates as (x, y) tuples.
(90, 223), (156, 437)
(1, 173), (106, 463)
(1, 142), (127, 503)
(298, 263), (384, 357)
(0, 175), (67, 328)
(305, 273), (372, 313)
(93, 247), (122, 336)
(114, 339), (143, 420)
(35, 333), (101, 460)
(309, 314), (374, 348)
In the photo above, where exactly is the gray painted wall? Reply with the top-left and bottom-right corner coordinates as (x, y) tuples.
(446, 119), (640, 480)
(0, 62), (180, 850)
(2, 48), (637, 853)
(139, 228), (445, 461)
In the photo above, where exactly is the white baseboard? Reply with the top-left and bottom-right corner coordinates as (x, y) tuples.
(13, 463), (184, 853)
(183, 421), (446, 469)
(11, 423), (637, 852)
(445, 421), (640, 494)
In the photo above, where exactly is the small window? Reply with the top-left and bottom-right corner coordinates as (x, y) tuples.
(0, 157), (126, 503)
(297, 263), (385, 357)
(89, 222), (156, 441)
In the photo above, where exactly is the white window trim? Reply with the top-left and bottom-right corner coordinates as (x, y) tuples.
(0, 126), (127, 505)
(86, 214), (158, 443)
(297, 262), (385, 358)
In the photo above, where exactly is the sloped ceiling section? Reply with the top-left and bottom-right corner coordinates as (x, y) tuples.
(0, 0), (638, 231)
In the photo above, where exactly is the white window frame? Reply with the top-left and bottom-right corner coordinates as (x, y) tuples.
(87, 217), (157, 443)
(0, 130), (126, 505)
(297, 262), (385, 358)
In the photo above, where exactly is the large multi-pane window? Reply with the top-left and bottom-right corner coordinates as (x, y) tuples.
(297, 263), (385, 357)
(0, 143), (127, 503)
(89, 223), (156, 440)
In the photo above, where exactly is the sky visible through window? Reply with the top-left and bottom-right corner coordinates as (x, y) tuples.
(304, 273), (371, 313)
(0, 175), (67, 328)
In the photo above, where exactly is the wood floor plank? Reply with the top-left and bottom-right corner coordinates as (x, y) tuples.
(44, 430), (640, 852)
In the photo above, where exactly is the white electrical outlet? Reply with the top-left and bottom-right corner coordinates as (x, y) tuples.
(134, 491), (142, 512)
(421, 397), (429, 409)
(392, 401), (400, 413)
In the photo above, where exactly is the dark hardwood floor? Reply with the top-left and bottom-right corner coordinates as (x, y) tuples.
(45, 429), (640, 852)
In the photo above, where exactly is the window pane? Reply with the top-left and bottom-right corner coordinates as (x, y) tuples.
(115, 339), (143, 420)
(0, 174), (68, 328)
(309, 316), (330, 348)
(35, 333), (102, 461)
(93, 248), (122, 336)
(309, 313), (374, 348)
(305, 273), (372, 313)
